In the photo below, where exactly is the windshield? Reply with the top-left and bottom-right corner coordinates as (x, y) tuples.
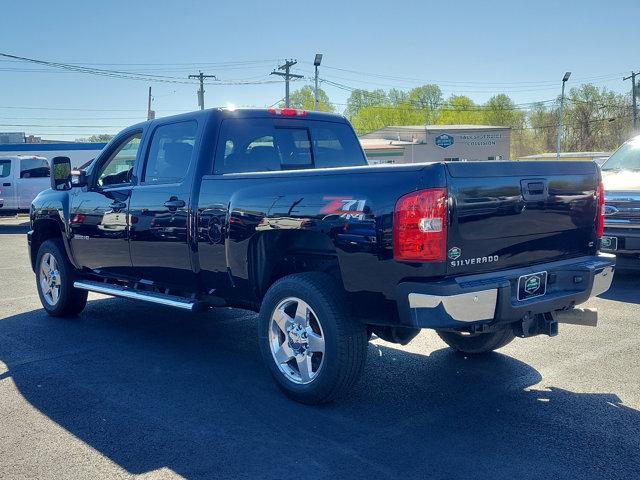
(601, 138), (640, 171)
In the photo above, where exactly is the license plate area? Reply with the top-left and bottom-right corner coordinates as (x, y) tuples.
(600, 236), (618, 251)
(517, 271), (548, 301)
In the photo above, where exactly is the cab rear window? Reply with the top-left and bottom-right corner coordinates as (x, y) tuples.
(214, 119), (366, 174)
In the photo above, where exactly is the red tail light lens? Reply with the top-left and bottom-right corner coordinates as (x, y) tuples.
(596, 181), (605, 238)
(267, 107), (308, 117)
(394, 188), (448, 262)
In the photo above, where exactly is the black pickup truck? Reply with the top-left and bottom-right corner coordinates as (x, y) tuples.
(29, 108), (615, 404)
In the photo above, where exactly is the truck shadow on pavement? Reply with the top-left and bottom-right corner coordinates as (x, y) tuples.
(0, 298), (638, 480)
(0, 222), (30, 235)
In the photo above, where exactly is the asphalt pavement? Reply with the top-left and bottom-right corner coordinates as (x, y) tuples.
(0, 216), (638, 479)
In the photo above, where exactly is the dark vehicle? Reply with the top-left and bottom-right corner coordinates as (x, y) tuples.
(600, 134), (640, 268)
(29, 108), (615, 404)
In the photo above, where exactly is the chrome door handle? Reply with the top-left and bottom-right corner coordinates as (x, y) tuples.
(164, 198), (186, 210)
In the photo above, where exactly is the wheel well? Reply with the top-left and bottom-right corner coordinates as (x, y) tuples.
(248, 230), (342, 300)
(30, 219), (64, 270)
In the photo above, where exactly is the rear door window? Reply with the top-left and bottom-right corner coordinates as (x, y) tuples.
(215, 119), (365, 174)
(143, 121), (197, 184)
(0, 159), (11, 178)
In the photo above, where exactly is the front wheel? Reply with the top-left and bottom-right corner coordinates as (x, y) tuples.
(258, 273), (367, 404)
(36, 239), (87, 317)
(437, 325), (516, 354)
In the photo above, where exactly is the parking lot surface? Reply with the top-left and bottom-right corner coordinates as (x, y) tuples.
(0, 216), (638, 480)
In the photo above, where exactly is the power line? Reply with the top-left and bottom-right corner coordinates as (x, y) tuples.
(305, 62), (628, 87)
(0, 52), (285, 86)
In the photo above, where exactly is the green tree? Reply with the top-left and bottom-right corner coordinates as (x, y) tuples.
(564, 84), (630, 152)
(407, 84), (443, 124)
(344, 89), (389, 118)
(483, 94), (525, 128)
(388, 88), (409, 105)
(350, 104), (424, 134)
(437, 95), (484, 125)
(75, 133), (114, 143)
(284, 85), (335, 112)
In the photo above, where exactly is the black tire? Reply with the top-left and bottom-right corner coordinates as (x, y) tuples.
(258, 272), (367, 404)
(35, 239), (87, 317)
(437, 325), (516, 354)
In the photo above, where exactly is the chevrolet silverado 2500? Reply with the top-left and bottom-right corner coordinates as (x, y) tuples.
(28, 108), (615, 403)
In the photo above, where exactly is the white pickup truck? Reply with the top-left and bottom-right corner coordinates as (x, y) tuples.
(0, 156), (51, 211)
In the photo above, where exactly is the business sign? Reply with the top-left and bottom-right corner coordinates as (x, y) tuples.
(435, 133), (454, 149)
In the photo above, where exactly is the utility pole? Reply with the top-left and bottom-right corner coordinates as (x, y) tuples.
(313, 53), (323, 111)
(557, 71), (571, 160)
(188, 71), (217, 110)
(270, 60), (303, 107)
(146, 86), (155, 120)
(623, 71), (638, 132)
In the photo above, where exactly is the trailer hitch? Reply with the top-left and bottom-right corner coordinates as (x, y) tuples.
(515, 313), (558, 338)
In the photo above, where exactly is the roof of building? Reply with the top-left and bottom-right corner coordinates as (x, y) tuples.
(0, 142), (108, 152)
(359, 138), (413, 147)
(372, 124), (509, 131)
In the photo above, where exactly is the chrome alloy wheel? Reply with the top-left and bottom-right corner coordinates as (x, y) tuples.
(39, 252), (61, 306)
(268, 297), (325, 384)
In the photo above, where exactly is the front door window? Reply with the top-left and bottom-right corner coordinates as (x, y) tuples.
(97, 134), (141, 187)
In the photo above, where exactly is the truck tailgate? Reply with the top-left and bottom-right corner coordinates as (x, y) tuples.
(446, 161), (599, 275)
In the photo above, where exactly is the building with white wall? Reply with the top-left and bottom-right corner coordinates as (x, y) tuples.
(360, 124), (511, 163)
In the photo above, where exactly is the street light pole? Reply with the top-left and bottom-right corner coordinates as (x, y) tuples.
(313, 53), (323, 111)
(557, 71), (571, 160)
(623, 71), (638, 132)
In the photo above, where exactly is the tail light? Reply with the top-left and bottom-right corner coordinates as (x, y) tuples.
(596, 181), (605, 238)
(394, 188), (448, 262)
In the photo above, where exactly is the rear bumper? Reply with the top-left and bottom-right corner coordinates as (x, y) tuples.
(396, 254), (615, 330)
(602, 227), (640, 268)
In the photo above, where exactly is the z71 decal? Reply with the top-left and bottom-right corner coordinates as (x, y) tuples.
(321, 196), (367, 220)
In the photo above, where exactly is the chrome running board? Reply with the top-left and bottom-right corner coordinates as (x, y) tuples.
(74, 280), (204, 311)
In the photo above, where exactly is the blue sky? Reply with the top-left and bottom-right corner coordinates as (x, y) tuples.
(0, 0), (638, 139)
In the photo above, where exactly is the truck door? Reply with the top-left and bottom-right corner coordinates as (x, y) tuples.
(69, 131), (141, 275)
(128, 120), (198, 287)
(0, 158), (19, 209)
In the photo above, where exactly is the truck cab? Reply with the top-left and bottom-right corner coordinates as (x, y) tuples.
(0, 155), (51, 211)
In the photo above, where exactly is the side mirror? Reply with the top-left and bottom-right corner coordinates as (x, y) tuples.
(50, 156), (72, 191)
(71, 169), (88, 188)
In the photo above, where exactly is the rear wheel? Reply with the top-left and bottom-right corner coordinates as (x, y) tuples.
(36, 239), (87, 317)
(259, 272), (367, 404)
(437, 325), (515, 354)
